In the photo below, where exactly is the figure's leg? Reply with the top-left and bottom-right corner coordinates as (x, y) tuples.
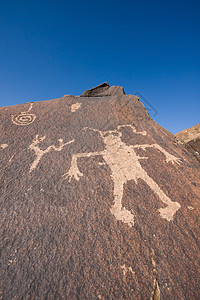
(141, 172), (180, 221)
(29, 152), (43, 173)
(110, 180), (135, 227)
(63, 151), (104, 182)
(63, 154), (83, 182)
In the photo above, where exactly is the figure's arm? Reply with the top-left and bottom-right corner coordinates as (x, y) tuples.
(117, 125), (147, 136)
(63, 151), (104, 182)
(51, 138), (74, 151)
(133, 144), (182, 165)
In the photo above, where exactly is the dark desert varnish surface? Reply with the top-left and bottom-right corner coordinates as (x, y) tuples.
(0, 83), (199, 299)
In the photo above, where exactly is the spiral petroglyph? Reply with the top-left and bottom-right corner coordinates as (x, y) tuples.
(12, 112), (36, 125)
(11, 103), (36, 126)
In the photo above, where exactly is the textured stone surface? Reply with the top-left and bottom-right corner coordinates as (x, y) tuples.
(0, 84), (200, 299)
(175, 123), (200, 162)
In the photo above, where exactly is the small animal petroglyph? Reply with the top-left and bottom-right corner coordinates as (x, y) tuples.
(29, 135), (74, 173)
(69, 103), (82, 112)
(121, 264), (135, 276)
(188, 206), (194, 210)
(12, 103), (36, 126)
(63, 124), (181, 227)
(0, 144), (8, 150)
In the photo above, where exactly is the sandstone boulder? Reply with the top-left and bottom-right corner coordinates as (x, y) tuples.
(0, 83), (199, 299)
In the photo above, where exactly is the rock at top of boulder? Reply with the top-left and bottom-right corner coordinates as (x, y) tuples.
(80, 82), (125, 97)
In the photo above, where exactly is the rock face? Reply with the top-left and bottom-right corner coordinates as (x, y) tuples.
(175, 123), (200, 162)
(0, 83), (200, 299)
(80, 82), (125, 97)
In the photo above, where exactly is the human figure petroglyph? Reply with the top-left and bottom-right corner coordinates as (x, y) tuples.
(12, 102), (36, 126)
(63, 125), (181, 227)
(29, 135), (74, 173)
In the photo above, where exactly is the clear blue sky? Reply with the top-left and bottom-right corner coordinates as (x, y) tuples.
(1, 0), (199, 133)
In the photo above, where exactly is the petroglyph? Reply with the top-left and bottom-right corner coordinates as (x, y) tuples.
(151, 279), (160, 300)
(188, 206), (194, 210)
(27, 103), (34, 112)
(151, 249), (157, 274)
(0, 144), (8, 150)
(11, 102), (36, 125)
(29, 135), (74, 173)
(70, 102), (82, 112)
(9, 155), (14, 163)
(64, 124), (181, 227)
(150, 249), (160, 300)
(121, 264), (135, 276)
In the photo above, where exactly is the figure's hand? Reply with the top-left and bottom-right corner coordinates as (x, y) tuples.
(63, 166), (83, 182)
(166, 154), (182, 165)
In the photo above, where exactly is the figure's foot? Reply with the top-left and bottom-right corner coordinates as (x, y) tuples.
(110, 206), (135, 227)
(63, 167), (83, 182)
(158, 201), (181, 221)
